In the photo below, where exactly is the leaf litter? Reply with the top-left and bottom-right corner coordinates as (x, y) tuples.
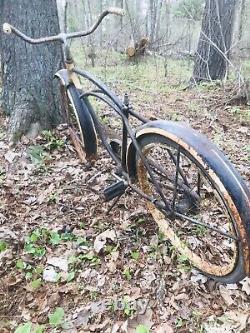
(0, 83), (250, 332)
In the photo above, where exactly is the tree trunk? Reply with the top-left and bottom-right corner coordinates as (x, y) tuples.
(85, 0), (95, 67)
(149, 0), (158, 43)
(155, 0), (163, 44)
(0, 0), (64, 141)
(115, 0), (124, 51)
(99, 0), (103, 47)
(192, 0), (237, 82)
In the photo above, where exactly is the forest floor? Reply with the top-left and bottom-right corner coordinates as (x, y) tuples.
(0, 57), (250, 333)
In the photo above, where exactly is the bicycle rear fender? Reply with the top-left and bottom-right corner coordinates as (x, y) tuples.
(127, 120), (250, 276)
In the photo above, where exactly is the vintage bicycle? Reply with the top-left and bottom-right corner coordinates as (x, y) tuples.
(3, 8), (250, 283)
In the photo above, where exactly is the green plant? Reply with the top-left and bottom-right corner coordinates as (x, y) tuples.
(122, 296), (135, 317)
(131, 250), (140, 261)
(14, 323), (44, 333)
(75, 236), (88, 246)
(14, 322), (32, 333)
(228, 107), (250, 123)
(79, 222), (86, 229)
(170, 113), (182, 121)
(100, 115), (110, 125)
(16, 259), (26, 270)
(177, 253), (191, 272)
(136, 325), (150, 333)
(27, 278), (42, 291)
(158, 231), (166, 242)
(123, 267), (132, 280)
(81, 252), (101, 266)
(27, 145), (47, 166)
(199, 80), (220, 90)
(176, 318), (184, 328)
(49, 230), (61, 245)
(48, 192), (59, 204)
(213, 132), (223, 146)
(90, 290), (98, 300)
(228, 107), (241, 115)
(67, 271), (75, 282)
(16, 258), (43, 282)
(136, 217), (145, 225)
(194, 224), (208, 237)
(24, 240), (46, 258)
(108, 300), (116, 313)
(24, 229), (47, 257)
(42, 130), (64, 150)
(0, 240), (7, 252)
(24, 228), (74, 258)
(49, 307), (65, 327)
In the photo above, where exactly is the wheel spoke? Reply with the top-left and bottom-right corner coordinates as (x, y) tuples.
(136, 135), (241, 280)
(172, 146), (181, 210)
(174, 211), (239, 241)
(147, 157), (200, 202)
(167, 148), (189, 186)
(197, 172), (201, 196)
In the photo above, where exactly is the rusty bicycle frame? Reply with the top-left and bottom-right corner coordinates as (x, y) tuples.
(3, 8), (174, 213)
(3, 8), (250, 278)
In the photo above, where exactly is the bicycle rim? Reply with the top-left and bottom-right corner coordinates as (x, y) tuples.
(136, 134), (242, 278)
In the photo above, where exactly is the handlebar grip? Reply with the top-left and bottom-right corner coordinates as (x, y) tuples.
(3, 23), (12, 34)
(108, 7), (125, 16)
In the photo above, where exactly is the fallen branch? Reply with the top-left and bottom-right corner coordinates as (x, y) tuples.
(68, 127), (86, 163)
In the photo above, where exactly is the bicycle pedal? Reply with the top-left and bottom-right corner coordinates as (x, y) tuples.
(103, 181), (127, 202)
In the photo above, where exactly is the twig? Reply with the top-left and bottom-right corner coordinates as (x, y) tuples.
(68, 127), (86, 163)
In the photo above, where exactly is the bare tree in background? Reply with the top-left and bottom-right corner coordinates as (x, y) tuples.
(192, 0), (237, 82)
(84, 0), (96, 67)
(0, 0), (63, 141)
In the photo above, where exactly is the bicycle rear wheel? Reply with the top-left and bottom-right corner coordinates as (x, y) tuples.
(133, 122), (250, 283)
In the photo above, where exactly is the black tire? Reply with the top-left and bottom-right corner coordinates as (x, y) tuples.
(134, 126), (250, 284)
(66, 85), (97, 159)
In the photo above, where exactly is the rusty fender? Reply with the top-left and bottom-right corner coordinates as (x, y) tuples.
(126, 120), (250, 276)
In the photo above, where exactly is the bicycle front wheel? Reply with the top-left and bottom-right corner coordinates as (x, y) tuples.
(133, 121), (250, 283)
(66, 84), (97, 160)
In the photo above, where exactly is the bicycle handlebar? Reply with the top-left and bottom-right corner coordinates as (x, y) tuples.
(3, 7), (125, 44)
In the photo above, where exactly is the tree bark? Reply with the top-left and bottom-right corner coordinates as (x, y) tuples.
(0, 0), (64, 141)
(192, 0), (237, 82)
(155, 0), (163, 44)
(149, 0), (158, 43)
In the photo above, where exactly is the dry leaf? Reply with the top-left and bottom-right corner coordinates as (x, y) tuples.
(47, 257), (68, 272)
(226, 310), (250, 332)
(4, 150), (17, 163)
(94, 229), (116, 253)
(43, 266), (58, 282)
(155, 323), (174, 333)
(127, 308), (154, 332)
(219, 285), (234, 306)
(240, 277), (250, 295)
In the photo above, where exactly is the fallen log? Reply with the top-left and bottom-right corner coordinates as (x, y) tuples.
(126, 37), (150, 58)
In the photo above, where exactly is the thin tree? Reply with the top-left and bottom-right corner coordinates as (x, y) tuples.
(192, 0), (237, 82)
(0, 0), (64, 141)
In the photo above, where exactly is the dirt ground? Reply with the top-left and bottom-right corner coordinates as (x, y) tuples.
(0, 68), (249, 333)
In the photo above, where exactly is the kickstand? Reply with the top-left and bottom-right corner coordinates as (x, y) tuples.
(106, 193), (124, 215)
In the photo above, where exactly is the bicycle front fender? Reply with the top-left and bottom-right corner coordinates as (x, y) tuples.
(67, 85), (98, 160)
(55, 69), (70, 87)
